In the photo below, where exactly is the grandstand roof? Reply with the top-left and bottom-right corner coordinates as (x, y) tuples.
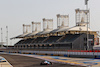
(65, 25), (91, 32)
(11, 33), (29, 39)
(50, 27), (69, 33)
(24, 31), (39, 37)
(50, 25), (92, 34)
(16, 33), (29, 38)
(11, 25), (97, 39)
(36, 29), (52, 35)
(50, 28), (59, 33)
(68, 25), (91, 31)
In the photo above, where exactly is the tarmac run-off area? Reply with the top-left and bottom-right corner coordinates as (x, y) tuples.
(1, 53), (100, 67)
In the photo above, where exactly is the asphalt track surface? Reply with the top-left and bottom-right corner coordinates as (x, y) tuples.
(0, 54), (84, 67)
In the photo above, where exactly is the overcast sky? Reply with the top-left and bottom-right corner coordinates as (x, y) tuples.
(0, 0), (100, 45)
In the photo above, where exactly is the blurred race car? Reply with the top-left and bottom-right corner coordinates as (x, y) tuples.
(40, 60), (52, 65)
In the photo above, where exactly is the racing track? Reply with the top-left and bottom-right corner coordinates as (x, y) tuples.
(0, 53), (83, 67)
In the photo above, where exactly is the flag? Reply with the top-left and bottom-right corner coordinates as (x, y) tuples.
(85, 0), (89, 5)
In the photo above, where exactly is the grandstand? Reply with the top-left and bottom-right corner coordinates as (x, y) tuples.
(12, 10), (99, 50)
(14, 33), (94, 50)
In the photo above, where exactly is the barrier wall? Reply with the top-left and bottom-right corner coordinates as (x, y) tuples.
(7, 50), (100, 59)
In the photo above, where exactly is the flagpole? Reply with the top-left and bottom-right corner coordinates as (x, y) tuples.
(6, 26), (8, 48)
(1, 28), (3, 47)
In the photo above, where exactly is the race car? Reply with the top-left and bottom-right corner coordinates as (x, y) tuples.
(40, 60), (52, 65)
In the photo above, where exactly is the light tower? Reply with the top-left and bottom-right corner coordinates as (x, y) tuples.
(57, 14), (69, 28)
(85, 0), (89, 50)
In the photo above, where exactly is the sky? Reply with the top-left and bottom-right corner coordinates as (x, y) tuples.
(0, 0), (100, 45)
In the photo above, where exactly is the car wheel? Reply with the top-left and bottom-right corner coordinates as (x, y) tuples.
(40, 63), (42, 65)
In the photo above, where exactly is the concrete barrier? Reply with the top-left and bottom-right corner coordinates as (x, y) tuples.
(7, 50), (100, 59)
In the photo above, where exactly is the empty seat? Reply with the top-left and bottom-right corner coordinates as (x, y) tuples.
(44, 36), (62, 43)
